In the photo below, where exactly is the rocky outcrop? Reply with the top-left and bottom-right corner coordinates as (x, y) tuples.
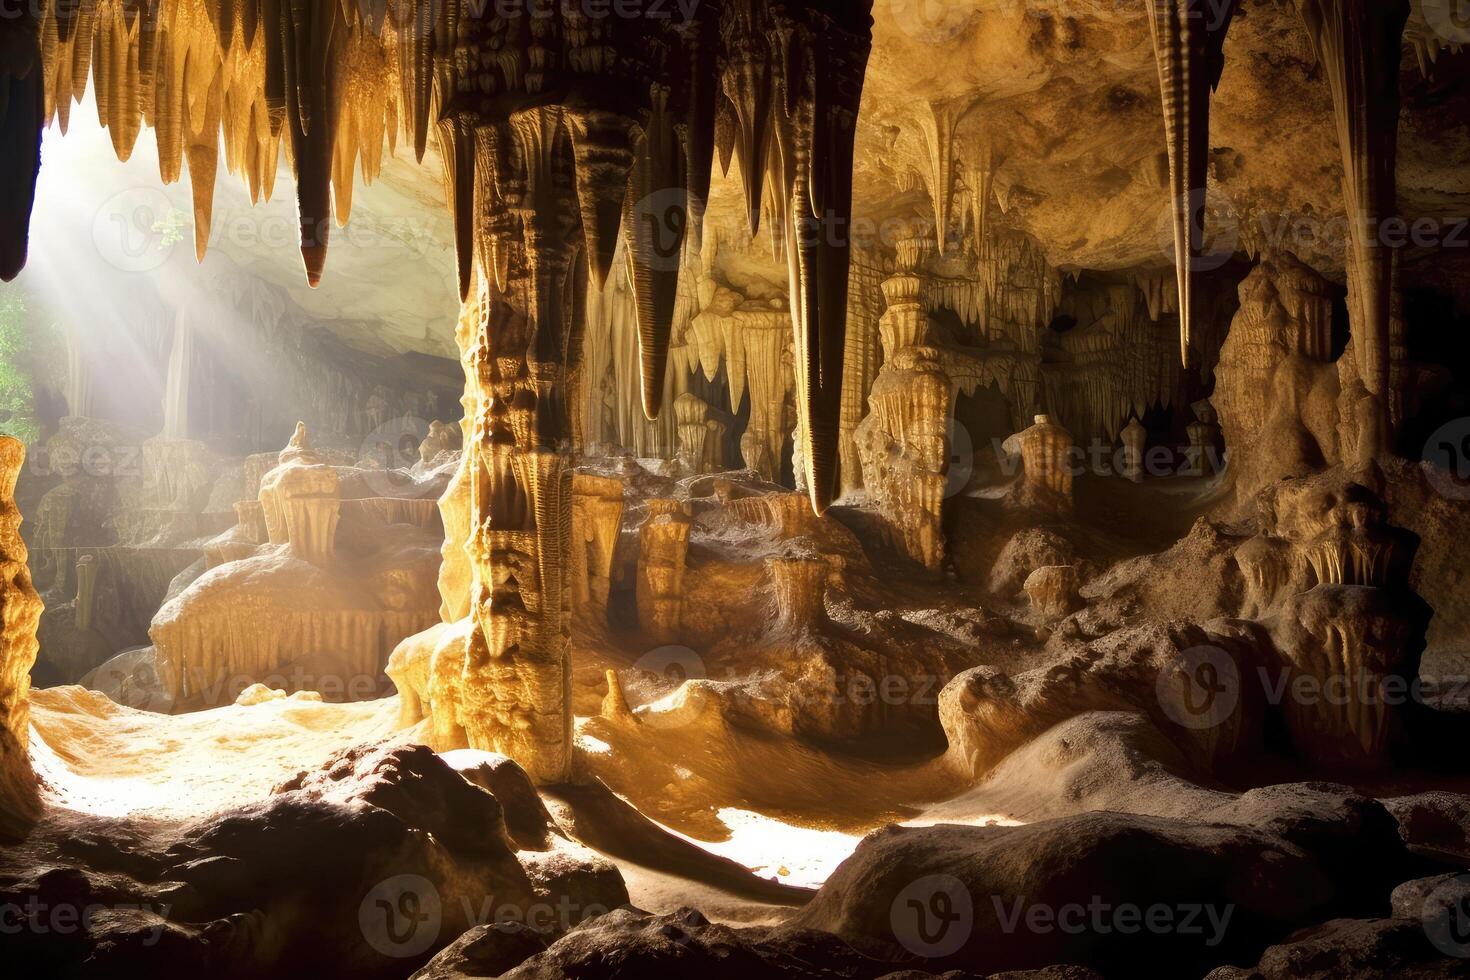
(0, 437), (41, 832)
(797, 786), (1416, 977)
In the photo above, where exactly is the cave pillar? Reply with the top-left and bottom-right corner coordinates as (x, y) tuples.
(0, 437), (43, 833)
(452, 108), (585, 786)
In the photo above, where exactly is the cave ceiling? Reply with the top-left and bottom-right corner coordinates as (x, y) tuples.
(855, 0), (1470, 298)
(18, 1), (1470, 366)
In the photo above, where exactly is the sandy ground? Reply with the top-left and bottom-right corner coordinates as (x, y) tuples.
(29, 686), (406, 818)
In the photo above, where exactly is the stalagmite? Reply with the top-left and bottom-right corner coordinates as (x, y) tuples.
(1184, 399), (1220, 476)
(258, 424), (341, 567)
(9, 3), (880, 791)
(1023, 565), (1081, 619)
(0, 438), (42, 830)
(570, 475), (624, 626)
(74, 553), (97, 632)
(1120, 418), (1147, 483)
(1145, 0), (1240, 366)
(766, 557), (829, 632)
(1213, 255), (1342, 499)
(637, 498), (691, 644)
(1296, 0), (1410, 448)
(675, 392), (712, 474)
(1005, 415), (1075, 513)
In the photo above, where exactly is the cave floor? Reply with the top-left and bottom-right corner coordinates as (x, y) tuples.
(28, 686), (406, 818)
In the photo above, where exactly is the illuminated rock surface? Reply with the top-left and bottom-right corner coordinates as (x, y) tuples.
(0, 2), (1469, 978)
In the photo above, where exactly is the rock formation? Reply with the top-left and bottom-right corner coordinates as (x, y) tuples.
(5, 5), (1470, 979)
(0, 438), (42, 831)
(636, 499), (691, 644)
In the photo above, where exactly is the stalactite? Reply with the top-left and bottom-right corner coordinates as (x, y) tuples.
(1145, 0), (1239, 367)
(0, 5), (44, 282)
(12, 0), (881, 792)
(1297, 0), (1409, 448)
(918, 98), (973, 254)
(623, 88), (688, 422)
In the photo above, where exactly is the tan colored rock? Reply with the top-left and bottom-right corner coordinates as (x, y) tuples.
(0, 437), (42, 830)
(1119, 418), (1147, 483)
(570, 474), (624, 625)
(766, 557), (829, 633)
(258, 462), (341, 567)
(1007, 414), (1075, 512)
(637, 499), (691, 643)
(1024, 565), (1082, 619)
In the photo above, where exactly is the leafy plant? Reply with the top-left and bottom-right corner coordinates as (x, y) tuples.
(0, 285), (40, 444)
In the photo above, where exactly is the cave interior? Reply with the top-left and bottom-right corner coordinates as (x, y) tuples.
(2, 1), (1470, 978)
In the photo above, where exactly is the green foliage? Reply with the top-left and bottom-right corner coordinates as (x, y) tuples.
(154, 208), (189, 249)
(0, 285), (40, 444)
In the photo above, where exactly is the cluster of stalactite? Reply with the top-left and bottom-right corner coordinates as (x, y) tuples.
(1139, 0), (1409, 443)
(2, 1), (877, 785)
(5, 0), (874, 508)
(580, 229), (790, 480)
(1041, 277), (1185, 444)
